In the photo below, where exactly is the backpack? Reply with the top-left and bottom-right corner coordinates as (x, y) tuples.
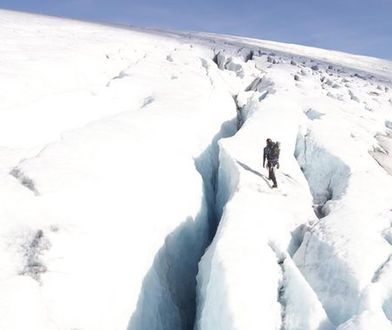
(271, 142), (280, 159)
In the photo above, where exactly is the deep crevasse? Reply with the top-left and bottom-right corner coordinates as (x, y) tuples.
(195, 51), (333, 330)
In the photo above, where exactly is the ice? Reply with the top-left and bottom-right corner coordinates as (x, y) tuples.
(336, 311), (392, 330)
(195, 28), (392, 330)
(0, 9), (238, 329)
(282, 257), (334, 330)
(1, 8), (392, 330)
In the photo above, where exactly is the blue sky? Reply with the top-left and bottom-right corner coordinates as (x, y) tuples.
(1, 0), (391, 59)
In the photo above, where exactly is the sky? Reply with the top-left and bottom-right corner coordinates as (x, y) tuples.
(0, 0), (391, 59)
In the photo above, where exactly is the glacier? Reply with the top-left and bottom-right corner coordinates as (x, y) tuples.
(0, 9), (392, 330)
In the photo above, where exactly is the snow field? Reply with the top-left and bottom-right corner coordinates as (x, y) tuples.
(1, 9), (392, 330)
(0, 10), (240, 330)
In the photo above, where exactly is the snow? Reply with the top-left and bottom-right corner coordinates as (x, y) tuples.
(281, 257), (333, 330)
(194, 31), (392, 330)
(1, 8), (392, 330)
(0, 9), (237, 330)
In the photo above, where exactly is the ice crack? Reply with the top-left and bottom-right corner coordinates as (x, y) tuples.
(10, 167), (40, 196)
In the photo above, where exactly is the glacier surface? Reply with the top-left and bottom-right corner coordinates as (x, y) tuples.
(1, 9), (392, 330)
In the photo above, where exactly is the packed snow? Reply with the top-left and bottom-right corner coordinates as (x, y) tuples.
(1, 8), (392, 330)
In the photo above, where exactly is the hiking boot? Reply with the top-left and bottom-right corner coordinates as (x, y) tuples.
(272, 184), (278, 188)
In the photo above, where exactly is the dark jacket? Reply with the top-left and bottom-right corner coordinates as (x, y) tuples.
(263, 144), (279, 166)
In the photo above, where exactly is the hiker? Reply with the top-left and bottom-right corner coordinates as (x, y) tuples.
(263, 138), (280, 188)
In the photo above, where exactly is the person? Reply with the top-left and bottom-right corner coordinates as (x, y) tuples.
(263, 138), (280, 188)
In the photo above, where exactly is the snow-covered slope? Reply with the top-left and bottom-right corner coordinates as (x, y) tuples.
(0, 9), (392, 330)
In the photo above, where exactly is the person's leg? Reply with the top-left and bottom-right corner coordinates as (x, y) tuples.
(270, 165), (277, 187)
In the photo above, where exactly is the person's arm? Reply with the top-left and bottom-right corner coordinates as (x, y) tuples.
(263, 147), (266, 167)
